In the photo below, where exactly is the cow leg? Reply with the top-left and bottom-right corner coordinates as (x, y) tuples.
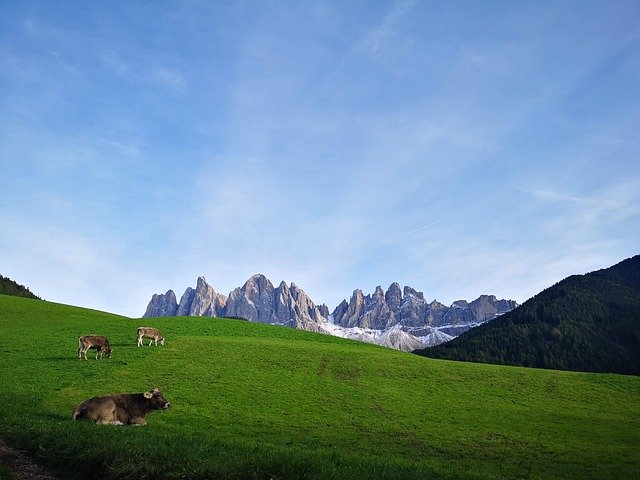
(137, 335), (142, 347)
(130, 417), (147, 426)
(148, 339), (153, 347)
(96, 418), (124, 425)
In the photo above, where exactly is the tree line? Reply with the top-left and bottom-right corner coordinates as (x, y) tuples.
(0, 275), (41, 300)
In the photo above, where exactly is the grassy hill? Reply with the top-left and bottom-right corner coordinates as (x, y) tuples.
(0, 294), (638, 479)
(415, 255), (640, 375)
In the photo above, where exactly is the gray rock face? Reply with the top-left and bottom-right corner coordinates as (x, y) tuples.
(143, 290), (178, 318)
(385, 282), (402, 312)
(222, 275), (329, 329)
(143, 275), (518, 352)
(398, 286), (427, 326)
(176, 287), (195, 316)
(331, 284), (516, 331)
(174, 277), (226, 317)
(335, 289), (365, 328)
(318, 303), (330, 319)
(144, 274), (328, 329)
(360, 286), (396, 330)
(226, 274), (277, 323)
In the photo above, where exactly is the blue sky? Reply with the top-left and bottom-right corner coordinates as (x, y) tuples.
(1, 1), (639, 317)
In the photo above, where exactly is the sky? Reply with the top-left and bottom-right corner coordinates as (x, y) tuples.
(1, 1), (639, 317)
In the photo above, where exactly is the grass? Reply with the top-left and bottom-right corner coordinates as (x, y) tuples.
(0, 294), (638, 479)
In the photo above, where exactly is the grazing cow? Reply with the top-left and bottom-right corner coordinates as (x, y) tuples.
(72, 388), (170, 426)
(137, 327), (165, 347)
(78, 335), (112, 360)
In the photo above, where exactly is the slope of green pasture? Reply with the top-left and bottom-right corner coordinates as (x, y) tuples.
(0, 294), (638, 479)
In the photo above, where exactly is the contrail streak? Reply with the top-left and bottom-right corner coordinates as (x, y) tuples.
(403, 190), (511, 237)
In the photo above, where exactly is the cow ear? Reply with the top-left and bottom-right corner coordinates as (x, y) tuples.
(153, 388), (160, 393)
(144, 390), (153, 399)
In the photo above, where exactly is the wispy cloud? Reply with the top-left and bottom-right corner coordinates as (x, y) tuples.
(101, 50), (187, 94)
(526, 177), (640, 233)
(358, 0), (417, 67)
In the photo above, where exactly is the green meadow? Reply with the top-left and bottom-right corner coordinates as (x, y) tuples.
(0, 294), (638, 479)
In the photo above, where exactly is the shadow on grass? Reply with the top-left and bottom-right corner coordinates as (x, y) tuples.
(40, 411), (69, 422)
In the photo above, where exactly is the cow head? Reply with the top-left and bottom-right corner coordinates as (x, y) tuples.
(101, 345), (112, 358)
(159, 337), (165, 346)
(143, 388), (170, 410)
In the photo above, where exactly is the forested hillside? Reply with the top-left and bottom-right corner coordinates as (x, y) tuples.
(0, 275), (40, 300)
(415, 255), (640, 375)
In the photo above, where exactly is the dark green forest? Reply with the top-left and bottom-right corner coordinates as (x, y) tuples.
(0, 275), (40, 300)
(415, 255), (640, 375)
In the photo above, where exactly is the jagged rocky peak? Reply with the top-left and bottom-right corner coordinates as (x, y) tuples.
(318, 303), (330, 319)
(334, 289), (366, 328)
(468, 294), (517, 320)
(143, 290), (178, 318)
(403, 285), (425, 301)
(429, 299), (446, 309)
(143, 275), (518, 352)
(226, 274), (275, 323)
(357, 285), (395, 330)
(176, 287), (195, 316)
(173, 276), (226, 318)
(331, 282), (517, 332)
(398, 286), (427, 327)
(385, 282), (402, 312)
(246, 273), (274, 294)
(225, 274), (329, 328)
(289, 282), (312, 313)
(332, 299), (349, 323)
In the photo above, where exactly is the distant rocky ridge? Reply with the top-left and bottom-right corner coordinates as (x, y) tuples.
(143, 275), (517, 352)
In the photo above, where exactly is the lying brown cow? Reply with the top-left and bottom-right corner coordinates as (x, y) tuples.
(137, 327), (165, 347)
(72, 388), (170, 425)
(78, 335), (112, 360)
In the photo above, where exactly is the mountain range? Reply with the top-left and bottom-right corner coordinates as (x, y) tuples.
(415, 255), (640, 375)
(144, 275), (517, 351)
